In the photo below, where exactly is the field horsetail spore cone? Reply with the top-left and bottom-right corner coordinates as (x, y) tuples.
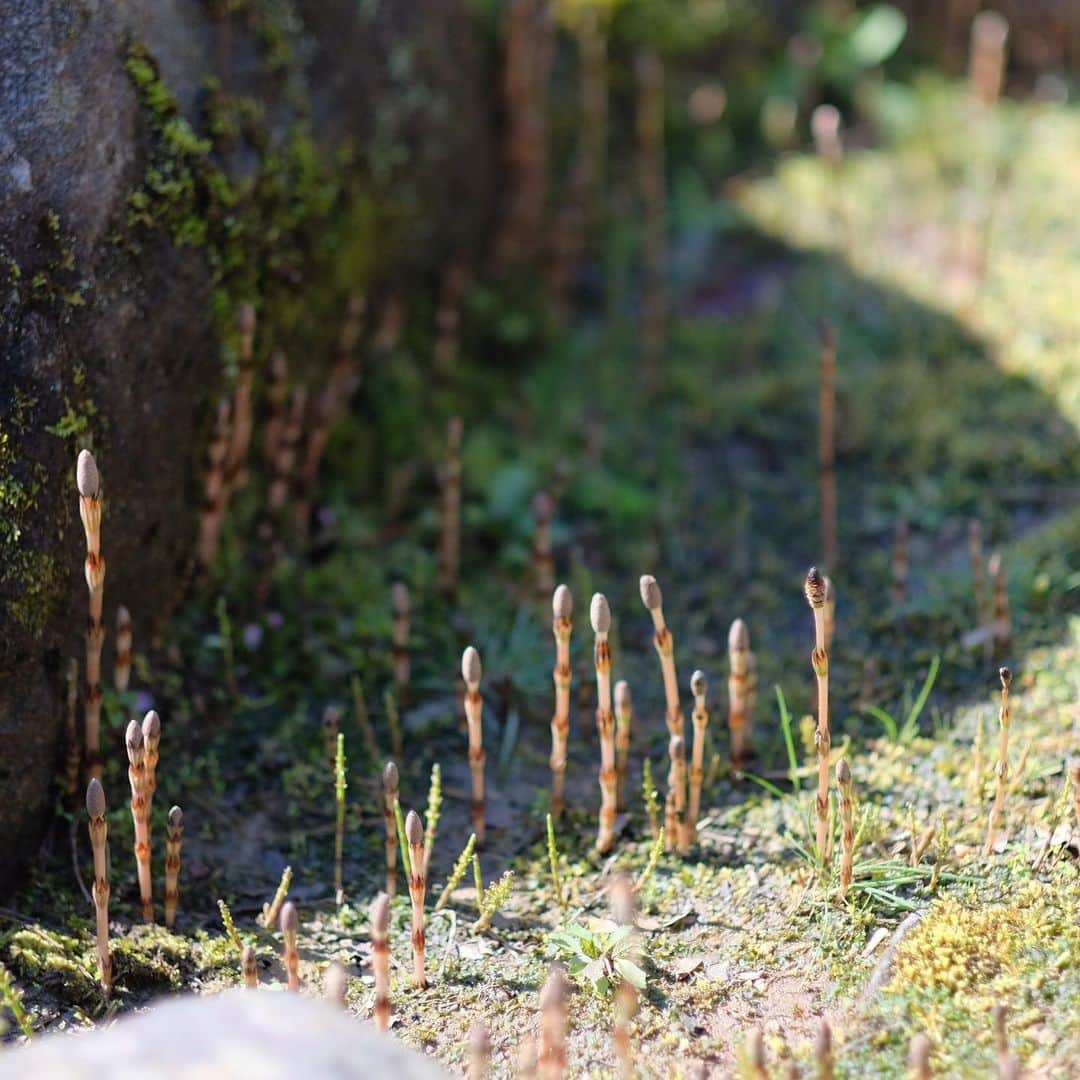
(984, 667), (1013, 854)
(85, 778), (111, 996)
(805, 568), (833, 868)
(550, 585), (573, 819)
(371, 892), (391, 1032)
(438, 416), (464, 597)
(165, 805), (183, 929)
(591, 594), (618, 854)
(391, 581), (411, 695)
(382, 762), (400, 897)
(142, 708), (161, 800)
(114, 605), (132, 692)
(125, 719), (153, 921)
(640, 575), (689, 852)
(77, 449), (106, 781)
(462, 646), (487, 847)
(727, 619), (751, 769)
(405, 810), (427, 989)
(688, 670), (709, 845)
(280, 901), (300, 991)
(614, 680), (632, 811)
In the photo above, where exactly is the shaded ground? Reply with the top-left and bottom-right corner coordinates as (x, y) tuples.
(2, 81), (1079, 1077)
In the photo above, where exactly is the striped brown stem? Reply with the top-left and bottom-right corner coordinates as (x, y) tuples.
(639, 575), (689, 852)
(225, 302), (256, 491)
(165, 805), (183, 929)
(434, 263), (467, 370)
(550, 585), (573, 819)
(64, 658), (80, 806)
(437, 417), (464, 597)
(609, 874), (637, 1079)
(85, 779), (111, 996)
(532, 492), (555, 605)
(391, 582), (411, 694)
(196, 399), (232, 574)
(538, 965), (568, 1080)
(614, 680), (632, 812)
(818, 321), (838, 569)
(77, 450), (106, 781)
(142, 708), (160, 801)
(114, 605), (132, 692)
(241, 944), (258, 988)
(983, 667), (1012, 854)
(268, 386), (306, 516)
(909, 1033), (933, 1079)
(591, 594), (617, 854)
(988, 552), (1011, 652)
(280, 901), (300, 991)
(727, 619), (751, 769)
(462, 646), (486, 848)
(405, 811), (427, 989)
(125, 719), (153, 921)
(517, 1037), (538, 1078)
(371, 892), (391, 1032)
(469, 1022), (491, 1080)
(747, 1028), (767, 1079)
(382, 762), (400, 898)
(836, 759), (854, 898)
(969, 11), (1008, 107)
(892, 520), (909, 608)
(666, 735), (687, 854)
(688, 670), (708, 845)
(805, 568), (832, 869)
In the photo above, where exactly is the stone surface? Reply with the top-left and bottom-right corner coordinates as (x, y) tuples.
(0, 988), (448, 1078)
(0, 0), (493, 891)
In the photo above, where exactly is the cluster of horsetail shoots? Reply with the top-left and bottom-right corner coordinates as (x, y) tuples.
(435, 832), (476, 912)
(64, 657), (80, 805)
(687, 670), (708, 844)
(462, 646), (487, 847)
(818, 321), (838, 569)
(165, 805), (183, 929)
(114, 605), (132, 692)
(423, 763), (442, 873)
(85, 778), (111, 996)
(805, 567), (833, 868)
(77, 449), (106, 781)
(334, 733), (347, 905)
(984, 667), (1012, 854)
(549, 584), (573, 819)
(196, 400), (232, 574)
(125, 718), (153, 921)
(727, 619), (751, 769)
(371, 892), (391, 1032)
(382, 761), (400, 897)
(391, 582), (411, 694)
(590, 593), (618, 854)
(280, 901), (300, 991)
(437, 416), (464, 597)
(892, 520), (909, 607)
(988, 552), (1011, 651)
(614, 679), (632, 810)
(241, 944), (257, 988)
(836, 759), (855, 897)
(640, 575), (689, 851)
(533, 492), (555, 604)
(538, 966), (568, 1080)
(405, 810), (427, 988)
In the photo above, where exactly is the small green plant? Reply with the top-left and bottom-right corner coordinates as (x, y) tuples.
(634, 826), (664, 895)
(775, 685), (800, 790)
(546, 812), (566, 910)
(472, 853), (484, 907)
(434, 832), (476, 912)
(394, 796), (412, 879)
(548, 922), (646, 997)
(865, 655), (940, 745)
(474, 870), (515, 933)
(334, 733), (347, 904)
(218, 898), (242, 951)
(423, 763), (442, 873)
(0, 961), (32, 1038)
(641, 757), (660, 837)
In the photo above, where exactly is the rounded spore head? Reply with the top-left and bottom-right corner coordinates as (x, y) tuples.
(86, 777), (106, 819)
(391, 581), (410, 613)
(804, 567), (826, 609)
(999, 666), (1012, 689)
(241, 944), (256, 968)
(639, 575), (662, 611)
(280, 901), (299, 935)
(371, 892), (390, 934)
(168, 805), (184, 830)
(728, 618), (749, 653)
(76, 449), (100, 499)
(836, 758), (851, 786)
(125, 718), (144, 752)
(382, 761), (399, 794)
(691, 669), (707, 697)
(614, 680), (631, 710)
(590, 593), (611, 634)
(142, 709), (160, 741)
(462, 645), (482, 686)
(405, 810), (423, 847)
(552, 584), (573, 620)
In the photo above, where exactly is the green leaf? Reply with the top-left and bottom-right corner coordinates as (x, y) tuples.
(614, 958), (647, 990)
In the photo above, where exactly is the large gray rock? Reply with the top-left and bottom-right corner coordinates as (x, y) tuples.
(0, 988), (447, 1078)
(0, 0), (493, 891)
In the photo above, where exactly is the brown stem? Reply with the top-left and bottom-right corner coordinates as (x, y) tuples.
(77, 450), (106, 781)
(837, 759), (854, 898)
(469, 1023), (491, 1080)
(688, 670), (708, 845)
(280, 901), (300, 991)
(165, 805), (183, 929)
(591, 594), (617, 854)
(85, 779), (111, 996)
(988, 552), (1011, 652)
(463, 646), (487, 848)
(806, 568), (832, 869)
(984, 667), (1012, 854)
(382, 762), (399, 898)
(538, 966), (568, 1080)
(371, 892), (391, 1032)
(225, 302), (256, 491)
(114, 605), (132, 692)
(241, 944), (258, 988)
(406, 811), (427, 989)
(533, 492), (555, 605)
(64, 657), (80, 806)
(550, 585), (573, 820)
(727, 619), (750, 769)
(438, 417), (464, 597)
(391, 581), (411, 694)
(614, 680), (631, 812)
(892, 519), (909, 608)
(196, 399), (233, 575)
(125, 720), (153, 921)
